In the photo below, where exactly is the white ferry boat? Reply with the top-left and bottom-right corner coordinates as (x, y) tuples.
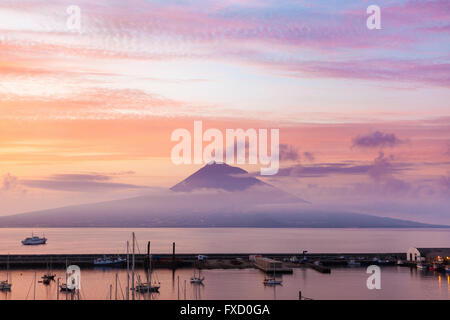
(21, 234), (47, 245)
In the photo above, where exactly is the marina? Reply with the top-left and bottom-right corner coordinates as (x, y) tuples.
(0, 266), (448, 300)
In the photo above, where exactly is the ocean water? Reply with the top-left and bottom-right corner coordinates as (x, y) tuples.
(0, 266), (448, 300)
(0, 228), (449, 254)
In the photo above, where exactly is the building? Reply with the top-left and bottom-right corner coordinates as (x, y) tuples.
(406, 247), (450, 263)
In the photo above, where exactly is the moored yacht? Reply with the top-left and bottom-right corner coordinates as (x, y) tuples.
(135, 282), (160, 293)
(0, 255), (12, 290)
(190, 270), (205, 284)
(417, 263), (428, 271)
(263, 278), (282, 286)
(0, 280), (11, 291)
(93, 255), (126, 266)
(135, 275), (160, 293)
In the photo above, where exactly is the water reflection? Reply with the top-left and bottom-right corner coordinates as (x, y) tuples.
(0, 266), (448, 300)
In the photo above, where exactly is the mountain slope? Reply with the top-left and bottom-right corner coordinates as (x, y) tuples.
(0, 163), (446, 228)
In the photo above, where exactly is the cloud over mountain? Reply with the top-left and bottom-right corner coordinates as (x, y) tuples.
(352, 131), (404, 149)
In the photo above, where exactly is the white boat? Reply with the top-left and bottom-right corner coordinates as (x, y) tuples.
(132, 237), (161, 296)
(1, 255), (12, 290)
(263, 263), (282, 286)
(263, 278), (282, 286)
(347, 260), (361, 267)
(190, 268), (204, 284)
(94, 255), (126, 266)
(417, 263), (427, 271)
(22, 234), (47, 245)
(190, 276), (205, 284)
(397, 260), (404, 265)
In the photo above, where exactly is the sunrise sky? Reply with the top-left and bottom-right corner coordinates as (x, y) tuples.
(0, 0), (449, 224)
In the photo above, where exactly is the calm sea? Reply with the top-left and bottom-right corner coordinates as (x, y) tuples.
(0, 267), (448, 300)
(0, 228), (449, 254)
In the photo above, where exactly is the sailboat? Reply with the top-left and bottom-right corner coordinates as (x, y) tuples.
(135, 275), (160, 293)
(263, 262), (282, 286)
(42, 259), (56, 284)
(0, 255), (12, 291)
(190, 262), (205, 284)
(133, 238), (160, 294)
(263, 277), (282, 285)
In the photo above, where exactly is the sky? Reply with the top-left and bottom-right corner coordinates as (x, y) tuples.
(0, 0), (449, 224)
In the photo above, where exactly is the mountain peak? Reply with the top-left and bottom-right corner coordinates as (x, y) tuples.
(170, 162), (264, 192)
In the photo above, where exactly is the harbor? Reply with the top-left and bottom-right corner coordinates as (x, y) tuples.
(0, 252), (406, 270)
(0, 228), (449, 300)
(0, 263), (449, 300)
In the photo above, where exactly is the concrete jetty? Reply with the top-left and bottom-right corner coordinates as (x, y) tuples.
(0, 252), (405, 270)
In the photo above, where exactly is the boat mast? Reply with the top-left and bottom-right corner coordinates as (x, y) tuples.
(147, 241), (152, 299)
(33, 272), (36, 300)
(6, 254), (9, 283)
(126, 240), (130, 300)
(148, 241), (152, 286)
(65, 258), (68, 300)
(131, 232), (135, 300)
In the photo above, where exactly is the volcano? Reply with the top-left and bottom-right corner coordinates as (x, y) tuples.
(171, 161), (269, 192)
(0, 163), (445, 228)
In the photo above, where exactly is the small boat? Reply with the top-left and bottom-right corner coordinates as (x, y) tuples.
(41, 273), (55, 285)
(135, 282), (160, 293)
(190, 276), (205, 284)
(0, 255), (12, 290)
(417, 263), (428, 271)
(445, 266), (450, 273)
(60, 283), (75, 292)
(42, 260), (55, 284)
(347, 260), (361, 267)
(397, 259), (404, 265)
(22, 234), (47, 245)
(135, 275), (160, 293)
(93, 255), (126, 266)
(0, 280), (11, 291)
(190, 269), (205, 284)
(134, 241), (161, 294)
(263, 278), (282, 286)
(263, 263), (282, 286)
(429, 264), (438, 271)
